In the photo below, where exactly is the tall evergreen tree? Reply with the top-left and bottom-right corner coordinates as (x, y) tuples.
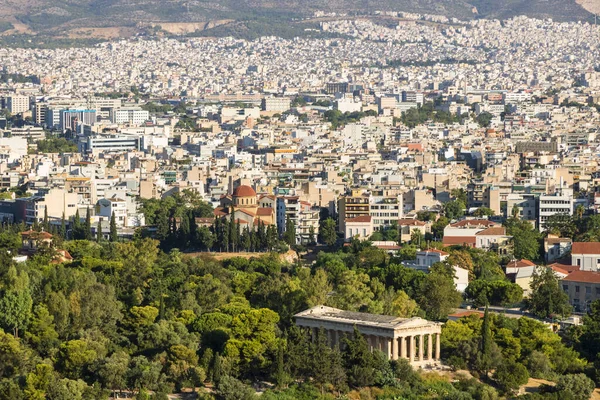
(478, 306), (493, 376)
(156, 210), (170, 241)
(283, 216), (296, 246)
(59, 212), (66, 239)
(72, 209), (81, 239)
(110, 212), (118, 242)
(266, 224), (278, 251)
(179, 211), (191, 249)
(43, 206), (49, 231)
(228, 212), (237, 252)
(342, 326), (376, 387)
(97, 220), (103, 242)
(258, 222), (266, 250)
(308, 225), (316, 245)
(84, 207), (92, 240)
(189, 210), (197, 248)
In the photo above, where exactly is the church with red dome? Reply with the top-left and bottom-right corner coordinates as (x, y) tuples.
(214, 184), (275, 228)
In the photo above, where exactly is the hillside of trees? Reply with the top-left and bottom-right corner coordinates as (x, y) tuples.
(0, 209), (598, 399)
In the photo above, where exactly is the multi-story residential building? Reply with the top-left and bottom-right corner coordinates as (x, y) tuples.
(109, 107), (150, 125)
(538, 191), (573, 229)
(6, 95), (30, 114)
(59, 109), (98, 132)
(262, 97), (291, 112)
(22, 188), (78, 225)
(338, 189), (370, 233)
(9, 126), (45, 141)
(98, 196), (128, 226)
(369, 190), (403, 231)
(467, 181), (500, 215)
(79, 135), (141, 154)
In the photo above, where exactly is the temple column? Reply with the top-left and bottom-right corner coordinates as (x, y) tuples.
(409, 336), (415, 362)
(385, 337), (392, 359)
(435, 333), (441, 360)
(327, 329), (333, 346)
(427, 333), (433, 361)
(418, 334), (424, 361)
(399, 336), (406, 359)
(391, 337), (398, 360)
(369, 335), (376, 352)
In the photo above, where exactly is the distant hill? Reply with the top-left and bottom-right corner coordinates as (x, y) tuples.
(0, 0), (593, 39)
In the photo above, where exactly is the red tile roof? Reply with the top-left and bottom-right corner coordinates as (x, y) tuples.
(548, 263), (580, 273)
(442, 236), (476, 246)
(256, 207), (273, 216)
(562, 270), (600, 284)
(475, 227), (507, 236)
(419, 248), (450, 256)
(506, 259), (536, 269)
(21, 230), (53, 239)
(572, 242), (600, 255)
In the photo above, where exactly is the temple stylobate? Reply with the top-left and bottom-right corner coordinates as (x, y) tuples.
(294, 306), (442, 366)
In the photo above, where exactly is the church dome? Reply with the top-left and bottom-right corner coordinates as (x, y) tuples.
(233, 185), (256, 198)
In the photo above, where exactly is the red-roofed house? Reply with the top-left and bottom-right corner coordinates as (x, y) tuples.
(571, 242), (600, 271)
(561, 270), (600, 312)
(443, 219), (500, 248)
(345, 216), (373, 240)
(398, 218), (431, 244)
(475, 226), (512, 252)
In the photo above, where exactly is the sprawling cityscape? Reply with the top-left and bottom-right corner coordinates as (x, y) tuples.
(2, 7), (600, 400)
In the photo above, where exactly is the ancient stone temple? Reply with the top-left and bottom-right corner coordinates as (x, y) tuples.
(294, 305), (442, 366)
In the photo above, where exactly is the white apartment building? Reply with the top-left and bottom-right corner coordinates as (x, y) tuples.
(538, 192), (573, 229)
(110, 107), (150, 125)
(6, 95), (30, 114)
(262, 97), (291, 112)
(98, 197), (128, 226)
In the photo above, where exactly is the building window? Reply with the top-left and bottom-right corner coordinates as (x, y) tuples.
(576, 286), (580, 293)
(587, 286), (592, 294)
(563, 285), (568, 291)
(577, 259), (581, 266)
(596, 287), (600, 296)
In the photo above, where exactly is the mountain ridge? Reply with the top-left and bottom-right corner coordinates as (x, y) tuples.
(0, 0), (593, 40)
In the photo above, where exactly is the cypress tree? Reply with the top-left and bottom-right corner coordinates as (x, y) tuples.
(228, 212), (236, 252)
(156, 210), (169, 241)
(212, 353), (222, 386)
(479, 306), (492, 376)
(84, 207), (92, 240)
(72, 209), (81, 239)
(179, 212), (190, 249)
(189, 210), (197, 248)
(110, 212), (118, 242)
(97, 220), (103, 242)
(284, 216), (296, 246)
(59, 212), (66, 239)
(257, 221), (266, 250)
(43, 206), (49, 231)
